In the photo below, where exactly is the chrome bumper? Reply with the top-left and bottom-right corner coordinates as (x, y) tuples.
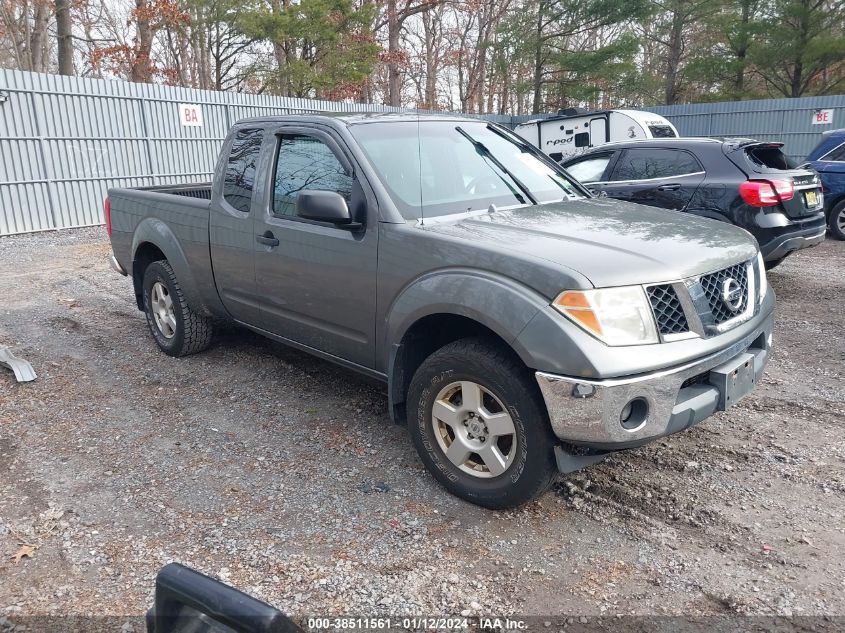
(535, 317), (773, 450)
(110, 254), (128, 276)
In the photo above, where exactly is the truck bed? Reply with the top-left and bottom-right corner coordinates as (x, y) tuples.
(107, 182), (218, 315)
(130, 183), (213, 200)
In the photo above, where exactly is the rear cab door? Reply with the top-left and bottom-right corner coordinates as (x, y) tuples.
(208, 126), (267, 325)
(602, 147), (705, 211)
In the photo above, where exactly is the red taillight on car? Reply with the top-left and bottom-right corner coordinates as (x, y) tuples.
(739, 179), (795, 207)
(104, 197), (112, 236)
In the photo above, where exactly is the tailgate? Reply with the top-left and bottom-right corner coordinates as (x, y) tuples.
(725, 141), (823, 219)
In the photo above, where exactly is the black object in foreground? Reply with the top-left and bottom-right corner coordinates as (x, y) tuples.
(146, 563), (303, 633)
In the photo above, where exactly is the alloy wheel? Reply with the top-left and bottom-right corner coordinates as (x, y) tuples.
(431, 381), (517, 478)
(150, 281), (176, 339)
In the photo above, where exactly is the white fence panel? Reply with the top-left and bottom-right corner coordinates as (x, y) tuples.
(0, 69), (404, 235)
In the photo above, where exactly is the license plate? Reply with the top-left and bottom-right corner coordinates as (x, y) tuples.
(709, 352), (758, 411)
(805, 190), (819, 207)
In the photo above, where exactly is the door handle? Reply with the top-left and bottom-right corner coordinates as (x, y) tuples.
(657, 183), (681, 191)
(256, 231), (280, 247)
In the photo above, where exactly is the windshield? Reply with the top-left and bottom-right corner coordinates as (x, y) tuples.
(350, 120), (583, 219)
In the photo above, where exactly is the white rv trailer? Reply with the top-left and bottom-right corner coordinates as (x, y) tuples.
(514, 108), (678, 162)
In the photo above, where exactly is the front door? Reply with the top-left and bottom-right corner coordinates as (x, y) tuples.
(253, 128), (378, 368)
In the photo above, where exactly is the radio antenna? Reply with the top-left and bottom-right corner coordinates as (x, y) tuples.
(417, 110), (424, 226)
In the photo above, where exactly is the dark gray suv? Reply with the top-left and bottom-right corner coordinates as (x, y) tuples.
(562, 138), (826, 268)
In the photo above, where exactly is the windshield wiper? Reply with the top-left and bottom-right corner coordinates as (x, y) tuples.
(485, 123), (583, 198)
(455, 126), (538, 205)
(485, 123), (536, 152)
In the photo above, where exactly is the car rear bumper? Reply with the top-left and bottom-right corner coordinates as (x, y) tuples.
(758, 214), (826, 261)
(535, 312), (773, 457)
(762, 228), (826, 261)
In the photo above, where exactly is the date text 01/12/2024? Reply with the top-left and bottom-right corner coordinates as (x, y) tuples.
(305, 617), (528, 630)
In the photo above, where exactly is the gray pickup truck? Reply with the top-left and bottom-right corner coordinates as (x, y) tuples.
(107, 113), (774, 509)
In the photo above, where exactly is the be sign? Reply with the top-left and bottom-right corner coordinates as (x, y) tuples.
(179, 103), (203, 127)
(812, 109), (834, 125)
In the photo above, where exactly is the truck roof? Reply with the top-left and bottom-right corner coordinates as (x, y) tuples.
(236, 111), (479, 126)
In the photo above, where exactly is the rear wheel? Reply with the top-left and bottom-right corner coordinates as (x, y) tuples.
(407, 337), (557, 509)
(829, 201), (845, 241)
(142, 260), (213, 357)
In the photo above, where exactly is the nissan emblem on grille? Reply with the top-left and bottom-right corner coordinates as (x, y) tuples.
(700, 262), (749, 324)
(721, 278), (744, 313)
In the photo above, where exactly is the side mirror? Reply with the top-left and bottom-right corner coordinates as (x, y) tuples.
(146, 563), (302, 633)
(296, 190), (359, 229)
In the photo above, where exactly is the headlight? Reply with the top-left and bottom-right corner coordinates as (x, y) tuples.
(756, 252), (767, 304)
(553, 286), (659, 346)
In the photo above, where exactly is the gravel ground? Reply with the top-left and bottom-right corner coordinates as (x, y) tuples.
(0, 227), (843, 625)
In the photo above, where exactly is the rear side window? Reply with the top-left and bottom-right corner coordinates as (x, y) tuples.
(746, 145), (794, 170)
(648, 125), (676, 138)
(223, 129), (263, 213)
(611, 148), (701, 181)
(272, 134), (352, 218)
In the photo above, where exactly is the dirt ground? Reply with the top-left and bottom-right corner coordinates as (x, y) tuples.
(0, 227), (843, 626)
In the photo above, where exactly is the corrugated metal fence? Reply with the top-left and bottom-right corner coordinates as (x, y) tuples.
(0, 67), (842, 235)
(648, 95), (845, 162)
(0, 69), (417, 236)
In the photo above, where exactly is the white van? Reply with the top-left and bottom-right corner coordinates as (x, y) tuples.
(515, 108), (678, 162)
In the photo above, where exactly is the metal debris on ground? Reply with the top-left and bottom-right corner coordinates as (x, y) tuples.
(0, 346), (37, 382)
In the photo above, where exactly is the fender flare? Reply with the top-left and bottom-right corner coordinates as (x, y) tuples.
(131, 217), (209, 315)
(383, 269), (551, 417)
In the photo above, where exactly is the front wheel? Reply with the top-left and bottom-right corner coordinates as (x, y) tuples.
(142, 260), (213, 357)
(407, 337), (557, 509)
(829, 201), (845, 241)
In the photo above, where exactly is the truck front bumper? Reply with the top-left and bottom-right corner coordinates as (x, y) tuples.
(535, 314), (773, 459)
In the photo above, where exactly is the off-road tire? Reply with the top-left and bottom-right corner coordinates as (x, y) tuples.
(407, 337), (558, 509)
(142, 260), (213, 357)
(829, 200), (845, 241)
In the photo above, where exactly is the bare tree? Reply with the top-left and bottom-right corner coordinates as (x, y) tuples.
(375, 0), (442, 106)
(55, 0), (73, 74)
(1, 0), (53, 72)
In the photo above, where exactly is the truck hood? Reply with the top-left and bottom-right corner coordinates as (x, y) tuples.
(421, 198), (758, 287)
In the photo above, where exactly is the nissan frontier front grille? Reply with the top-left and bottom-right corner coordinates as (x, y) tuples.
(647, 284), (689, 335)
(645, 259), (756, 341)
(699, 263), (749, 324)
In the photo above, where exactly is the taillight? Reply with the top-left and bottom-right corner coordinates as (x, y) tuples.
(770, 179), (795, 201)
(104, 197), (112, 236)
(738, 179), (794, 207)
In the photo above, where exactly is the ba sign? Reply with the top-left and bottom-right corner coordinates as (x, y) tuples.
(812, 109), (834, 125)
(178, 103), (203, 127)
